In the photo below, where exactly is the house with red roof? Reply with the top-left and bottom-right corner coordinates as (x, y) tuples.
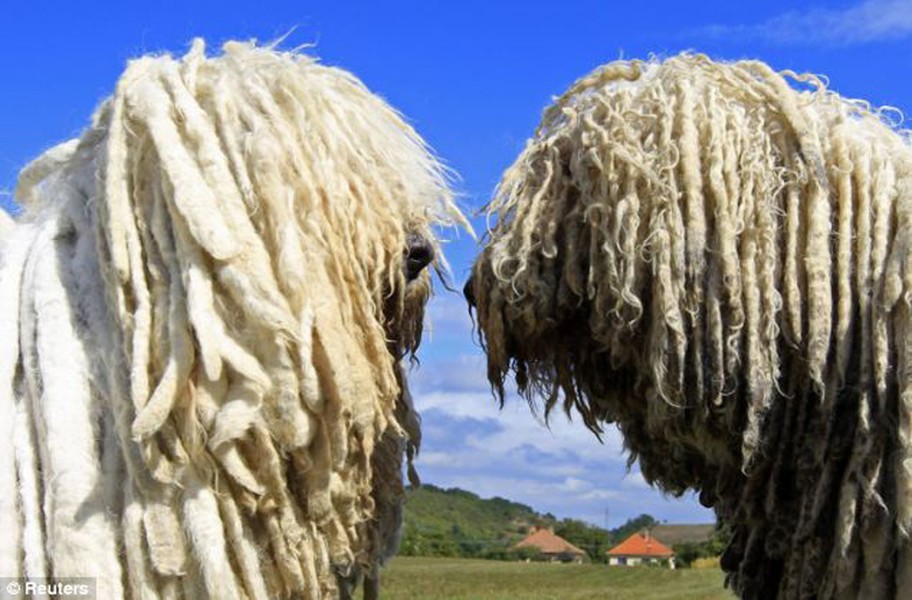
(511, 526), (588, 563)
(606, 530), (676, 569)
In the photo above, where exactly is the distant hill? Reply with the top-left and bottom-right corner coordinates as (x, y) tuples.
(399, 484), (543, 558)
(650, 524), (716, 545)
(399, 484), (720, 563)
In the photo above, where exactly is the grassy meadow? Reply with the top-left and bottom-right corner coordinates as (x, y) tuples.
(382, 556), (735, 600)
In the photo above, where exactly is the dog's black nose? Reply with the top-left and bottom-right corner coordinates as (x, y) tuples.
(405, 233), (435, 281)
(463, 276), (476, 308)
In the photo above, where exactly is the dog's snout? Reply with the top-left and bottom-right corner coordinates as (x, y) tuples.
(405, 233), (435, 281)
(463, 276), (476, 308)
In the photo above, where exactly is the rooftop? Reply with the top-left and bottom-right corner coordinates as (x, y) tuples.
(607, 531), (675, 558)
(513, 527), (587, 556)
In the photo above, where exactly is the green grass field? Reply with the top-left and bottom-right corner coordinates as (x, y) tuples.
(382, 556), (735, 599)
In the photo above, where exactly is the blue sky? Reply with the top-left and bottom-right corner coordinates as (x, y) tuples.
(3, 0), (911, 528)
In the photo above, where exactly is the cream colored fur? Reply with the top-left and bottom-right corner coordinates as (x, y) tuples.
(1, 39), (465, 599)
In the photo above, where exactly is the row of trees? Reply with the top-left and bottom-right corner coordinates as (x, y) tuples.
(399, 486), (728, 566)
(400, 514), (729, 567)
(400, 514), (663, 563)
(670, 531), (729, 567)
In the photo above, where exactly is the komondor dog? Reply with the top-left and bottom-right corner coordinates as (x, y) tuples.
(0, 39), (465, 599)
(466, 53), (912, 599)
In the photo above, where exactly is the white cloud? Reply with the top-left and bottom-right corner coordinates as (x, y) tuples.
(408, 356), (716, 527)
(579, 489), (623, 502)
(408, 354), (489, 394)
(414, 387), (627, 462)
(423, 291), (475, 339)
(418, 450), (469, 467)
(563, 476), (595, 493)
(621, 470), (652, 491)
(694, 0), (912, 46)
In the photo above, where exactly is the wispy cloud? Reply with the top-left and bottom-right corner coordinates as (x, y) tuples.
(407, 352), (715, 527)
(424, 292), (475, 337)
(693, 0), (912, 46)
(410, 354), (489, 394)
